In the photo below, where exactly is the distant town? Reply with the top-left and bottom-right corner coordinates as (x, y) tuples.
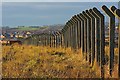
(0, 24), (64, 45)
(0, 22), (119, 45)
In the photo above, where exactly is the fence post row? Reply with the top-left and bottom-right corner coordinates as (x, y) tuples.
(23, 5), (120, 78)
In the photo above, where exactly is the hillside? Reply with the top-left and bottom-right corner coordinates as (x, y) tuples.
(2, 24), (64, 34)
(2, 45), (118, 78)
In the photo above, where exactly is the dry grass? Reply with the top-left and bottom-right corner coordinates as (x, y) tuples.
(2, 45), (119, 78)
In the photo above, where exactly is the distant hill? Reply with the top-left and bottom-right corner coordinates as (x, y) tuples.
(2, 24), (64, 34)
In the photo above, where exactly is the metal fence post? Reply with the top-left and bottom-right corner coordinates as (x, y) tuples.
(69, 20), (74, 49)
(110, 6), (120, 77)
(82, 11), (91, 63)
(73, 16), (81, 50)
(89, 9), (100, 66)
(102, 5), (115, 76)
(74, 15), (82, 49)
(68, 21), (73, 49)
(77, 14), (84, 57)
(72, 16), (79, 50)
(84, 11), (95, 66)
(93, 7), (105, 78)
(80, 13), (87, 60)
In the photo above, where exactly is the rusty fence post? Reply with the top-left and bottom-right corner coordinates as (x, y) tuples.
(102, 5), (115, 76)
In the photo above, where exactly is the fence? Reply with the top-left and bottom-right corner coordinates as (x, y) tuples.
(23, 5), (120, 78)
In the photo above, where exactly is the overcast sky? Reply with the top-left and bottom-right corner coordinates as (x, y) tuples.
(2, 2), (119, 27)
(2, 0), (120, 2)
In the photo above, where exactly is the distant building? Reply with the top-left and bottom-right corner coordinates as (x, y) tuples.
(0, 34), (5, 39)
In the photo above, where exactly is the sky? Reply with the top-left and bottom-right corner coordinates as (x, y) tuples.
(1, 1), (119, 27)
(2, 0), (120, 2)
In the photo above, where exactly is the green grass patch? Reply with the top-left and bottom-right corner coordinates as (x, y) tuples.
(17, 26), (48, 31)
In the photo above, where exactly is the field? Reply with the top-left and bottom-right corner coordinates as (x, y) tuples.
(2, 45), (119, 78)
(16, 26), (48, 31)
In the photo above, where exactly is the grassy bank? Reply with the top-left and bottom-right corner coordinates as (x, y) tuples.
(2, 45), (119, 78)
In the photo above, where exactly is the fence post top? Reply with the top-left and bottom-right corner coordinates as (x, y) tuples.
(73, 15), (80, 21)
(82, 11), (85, 14)
(82, 10), (90, 19)
(115, 9), (120, 18)
(93, 7), (99, 12)
(71, 17), (77, 23)
(76, 14), (84, 21)
(69, 19), (74, 25)
(86, 10), (89, 13)
(93, 7), (104, 17)
(80, 13), (86, 20)
(86, 10), (95, 19)
(114, 9), (120, 19)
(110, 6), (117, 12)
(89, 9), (92, 12)
(74, 15), (80, 21)
(102, 5), (115, 17)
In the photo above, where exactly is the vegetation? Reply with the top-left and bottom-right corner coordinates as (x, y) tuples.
(2, 45), (119, 78)
(16, 26), (48, 31)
